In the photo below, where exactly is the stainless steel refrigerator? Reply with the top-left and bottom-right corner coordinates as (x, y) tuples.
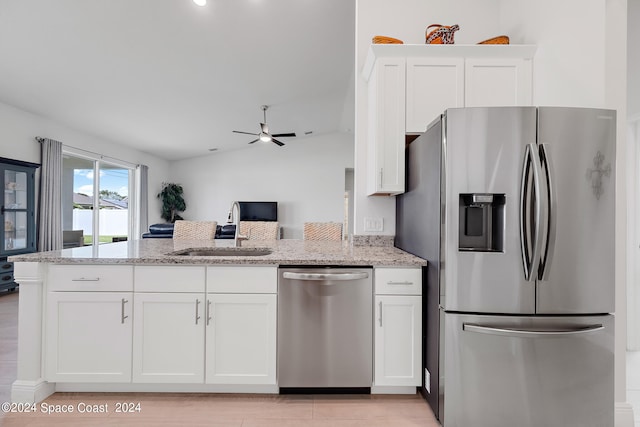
(395, 107), (615, 427)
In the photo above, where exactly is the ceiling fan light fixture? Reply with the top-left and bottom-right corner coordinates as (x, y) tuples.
(259, 133), (272, 142)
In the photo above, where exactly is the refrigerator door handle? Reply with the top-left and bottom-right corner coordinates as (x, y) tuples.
(520, 143), (547, 281)
(538, 143), (556, 281)
(463, 323), (604, 338)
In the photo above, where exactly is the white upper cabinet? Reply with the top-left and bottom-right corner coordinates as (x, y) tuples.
(366, 57), (406, 196)
(406, 57), (465, 133)
(464, 57), (532, 108)
(362, 44), (536, 195)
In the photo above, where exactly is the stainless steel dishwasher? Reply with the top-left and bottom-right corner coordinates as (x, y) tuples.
(278, 267), (373, 390)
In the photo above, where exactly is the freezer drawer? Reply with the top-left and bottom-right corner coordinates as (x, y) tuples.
(443, 312), (614, 427)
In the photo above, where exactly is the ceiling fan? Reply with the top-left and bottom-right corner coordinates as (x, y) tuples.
(233, 105), (296, 147)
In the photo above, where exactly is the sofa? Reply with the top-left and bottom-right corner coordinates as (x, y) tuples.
(142, 223), (236, 239)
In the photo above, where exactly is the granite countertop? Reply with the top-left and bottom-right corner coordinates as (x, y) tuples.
(8, 239), (426, 267)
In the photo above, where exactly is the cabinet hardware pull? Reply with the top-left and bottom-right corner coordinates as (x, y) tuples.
(379, 168), (383, 186)
(379, 301), (383, 327)
(195, 299), (201, 325)
(72, 277), (100, 282)
(206, 300), (212, 326)
(121, 298), (129, 324)
(387, 281), (413, 286)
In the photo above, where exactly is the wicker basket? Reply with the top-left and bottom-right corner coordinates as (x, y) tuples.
(372, 35), (403, 44)
(303, 222), (343, 241)
(478, 35), (510, 45)
(425, 24), (460, 44)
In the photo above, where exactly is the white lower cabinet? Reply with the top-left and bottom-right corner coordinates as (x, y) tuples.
(373, 267), (422, 387)
(132, 292), (205, 383)
(205, 293), (277, 384)
(130, 265), (277, 385)
(45, 291), (133, 382)
(374, 295), (422, 386)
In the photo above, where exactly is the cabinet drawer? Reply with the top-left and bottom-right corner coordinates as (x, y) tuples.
(375, 268), (422, 295)
(48, 265), (133, 292)
(0, 261), (13, 274)
(207, 266), (277, 293)
(135, 265), (205, 293)
(0, 272), (15, 285)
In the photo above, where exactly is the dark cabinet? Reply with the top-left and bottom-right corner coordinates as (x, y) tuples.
(0, 157), (39, 292)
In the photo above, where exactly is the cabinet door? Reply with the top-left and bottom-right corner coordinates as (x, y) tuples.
(1, 162), (36, 256)
(464, 58), (532, 107)
(374, 295), (422, 386)
(45, 292), (133, 382)
(206, 293), (276, 385)
(406, 57), (464, 133)
(367, 57), (406, 195)
(133, 293), (205, 383)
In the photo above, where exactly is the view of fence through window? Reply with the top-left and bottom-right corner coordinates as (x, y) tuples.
(62, 154), (131, 246)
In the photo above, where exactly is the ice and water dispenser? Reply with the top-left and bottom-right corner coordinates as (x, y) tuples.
(458, 194), (505, 252)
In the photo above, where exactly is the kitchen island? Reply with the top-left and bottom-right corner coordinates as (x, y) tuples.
(8, 238), (426, 266)
(9, 239), (426, 404)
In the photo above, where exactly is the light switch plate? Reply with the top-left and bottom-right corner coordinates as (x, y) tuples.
(364, 217), (383, 232)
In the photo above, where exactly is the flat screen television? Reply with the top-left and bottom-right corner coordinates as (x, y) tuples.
(238, 202), (278, 222)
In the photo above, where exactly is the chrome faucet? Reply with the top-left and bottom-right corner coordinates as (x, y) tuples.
(228, 201), (249, 247)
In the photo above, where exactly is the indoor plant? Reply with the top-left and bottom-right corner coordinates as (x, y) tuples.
(157, 182), (186, 223)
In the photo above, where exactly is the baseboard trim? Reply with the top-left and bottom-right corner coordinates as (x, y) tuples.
(11, 379), (55, 403)
(371, 385), (417, 394)
(616, 402), (635, 427)
(54, 383), (279, 394)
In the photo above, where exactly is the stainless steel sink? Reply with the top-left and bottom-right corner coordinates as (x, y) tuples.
(169, 247), (273, 257)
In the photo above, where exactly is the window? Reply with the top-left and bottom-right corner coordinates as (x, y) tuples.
(62, 149), (135, 246)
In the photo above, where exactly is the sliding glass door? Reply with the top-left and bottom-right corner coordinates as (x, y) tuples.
(62, 151), (134, 246)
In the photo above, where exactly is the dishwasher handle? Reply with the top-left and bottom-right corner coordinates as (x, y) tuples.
(282, 271), (369, 281)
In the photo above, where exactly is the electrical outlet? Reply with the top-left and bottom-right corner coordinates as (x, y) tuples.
(364, 217), (384, 232)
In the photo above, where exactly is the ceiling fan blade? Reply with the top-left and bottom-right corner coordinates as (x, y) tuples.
(233, 130), (258, 136)
(260, 123), (269, 134)
(272, 138), (285, 147)
(271, 132), (296, 138)
(247, 138), (260, 144)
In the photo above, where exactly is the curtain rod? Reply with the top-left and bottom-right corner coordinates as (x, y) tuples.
(35, 136), (140, 168)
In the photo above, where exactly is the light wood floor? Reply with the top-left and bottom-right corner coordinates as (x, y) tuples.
(0, 290), (440, 426)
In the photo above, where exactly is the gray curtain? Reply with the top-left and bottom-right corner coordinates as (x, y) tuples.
(38, 138), (63, 251)
(137, 164), (149, 237)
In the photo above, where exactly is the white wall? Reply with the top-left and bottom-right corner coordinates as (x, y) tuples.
(168, 132), (354, 239)
(500, 0), (607, 107)
(0, 101), (171, 227)
(629, 0), (640, 119)
(605, 0), (630, 417)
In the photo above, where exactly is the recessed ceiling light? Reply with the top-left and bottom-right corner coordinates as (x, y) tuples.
(193, 0), (206, 6)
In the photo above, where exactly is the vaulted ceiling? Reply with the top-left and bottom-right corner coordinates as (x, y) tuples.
(0, 0), (356, 160)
